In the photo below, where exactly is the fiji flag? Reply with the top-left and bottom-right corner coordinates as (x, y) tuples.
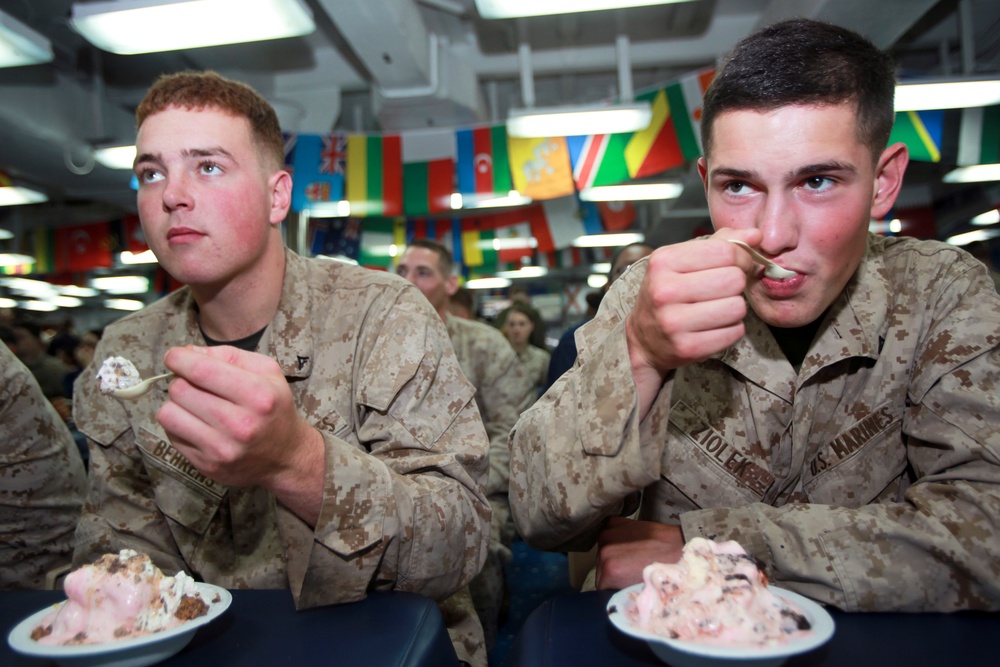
(291, 133), (347, 212)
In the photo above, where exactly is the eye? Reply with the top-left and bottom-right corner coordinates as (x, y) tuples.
(803, 175), (833, 191)
(137, 168), (163, 184)
(723, 180), (752, 195)
(199, 161), (221, 175)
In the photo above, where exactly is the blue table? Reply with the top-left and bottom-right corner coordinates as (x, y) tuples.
(3, 589), (458, 666)
(503, 590), (1000, 667)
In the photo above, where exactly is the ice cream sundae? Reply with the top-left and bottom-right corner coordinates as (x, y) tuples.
(625, 537), (812, 647)
(30, 550), (211, 646)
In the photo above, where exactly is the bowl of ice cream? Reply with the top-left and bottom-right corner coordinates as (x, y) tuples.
(7, 550), (231, 667)
(606, 538), (834, 667)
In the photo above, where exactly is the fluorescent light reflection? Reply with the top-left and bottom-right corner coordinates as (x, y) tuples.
(943, 164), (1000, 183)
(120, 249), (158, 264)
(507, 103), (652, 138)
(94, 145), (137, 170)
(946, 228), (1000, 246)
(573, 232), (645, 248)
(972, 210), (1000, 226)
(104, 298), (145, 311)
(465, 277), (512, 289)
(0, 186), (47, 206)
(579, 182), (682, 202)
(894, 79), (1000, 111)
(475, 0), (695, 19)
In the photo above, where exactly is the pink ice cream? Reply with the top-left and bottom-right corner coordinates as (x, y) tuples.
(626, 537), (812, 647)
(31, 550), (209, 646)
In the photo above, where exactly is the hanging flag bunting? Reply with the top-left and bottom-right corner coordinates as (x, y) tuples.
(522, 195), (584, 253)
(110, 215), (148, 255)
(566, 133), (631, 190)
(357, 218), (398, 269)
(402, 129), (457, 216)
(957, 105), (1000, 166)
(889, 110), (943, 163)
(456, 125), (513, 198)
(309, 217), (362, 259)
(596, 200), (636, 231)
(32, 227), (56, 274)
(625, 68), (714, 179)
(56, 222), (113, 273)
(507, 136), (575, 200)
(290, 133), (346, 213)
(346, 134), (403, 216)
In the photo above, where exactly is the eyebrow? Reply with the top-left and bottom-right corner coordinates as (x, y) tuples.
(133, 146), (235, 168)
(709, 161), (857, 182)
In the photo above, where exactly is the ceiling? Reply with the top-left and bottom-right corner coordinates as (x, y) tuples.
(2, 0), (1000, 255)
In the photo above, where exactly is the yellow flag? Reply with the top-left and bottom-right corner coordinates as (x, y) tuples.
(506, 136), (575, 200)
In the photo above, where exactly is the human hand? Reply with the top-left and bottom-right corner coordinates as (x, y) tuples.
(625, 228), (760, 378)
(157, 345), (322, 494)
(594, 517), (685, 590)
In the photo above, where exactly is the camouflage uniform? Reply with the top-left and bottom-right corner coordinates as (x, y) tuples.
(446, 315), (534, 650)
(0, 343), (86, 590)
(73, 250), (491, 666)
(511, 234), (1000, 612)
(516, 345), (551, 399)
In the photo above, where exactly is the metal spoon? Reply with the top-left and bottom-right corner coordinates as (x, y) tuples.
(111, 372), (175, 400)
(728, 239), (797, 279)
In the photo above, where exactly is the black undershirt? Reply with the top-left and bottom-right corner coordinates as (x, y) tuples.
(768, 315), (825, 372)
(199, 325), (268, 352)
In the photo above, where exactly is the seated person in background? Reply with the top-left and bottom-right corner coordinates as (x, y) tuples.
(0, 343), (87, 590)
(398, 239), (535, 653)
(544, 243), (653, 391)
(497, 301), (550, 399)
(73, 71), (491, 666)
(449, 286), (477, 320)
(1, 319), (72, 419)
(509, 18), (1000, 611)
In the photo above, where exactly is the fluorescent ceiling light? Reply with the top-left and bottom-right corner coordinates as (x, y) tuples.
(894, 78), (1000, 111)
(475, 0), (695, 19)
(104, 298), (146, 311)
(0, 186), (47, 206)
(0, 276), (49, 291)
(495, 266), (548, 278)
(869, 218), (903, 234)
(305, 200), (352, 217)
(972, 210), (1000, 226)
(946, 228), (1000, 246)
(465, 277), (512, 289)
(20, 300), (57, 312)
(0, 9), (53, 67)
(94, 145), (137, 170)
(573, 232), (646, 248)
(591, 262), (611, 273)
(507, 103), (652, 138)
(60, 284), (100, 297)
(943, 164), (1000, 183)
(0, 228), (12, 240)
(454, 191), (533, 210)
(120, 249), (158, 265)
(588, 274), (609, 289)
(0, 297), (16, 308)
(0, 252), (36, 268)
(579, 182), (682, 202)
(90, 275), (150, 294)
(70, 0), (316, 55)
(490, 237), (538, 251)
(51, 296), (84, 308)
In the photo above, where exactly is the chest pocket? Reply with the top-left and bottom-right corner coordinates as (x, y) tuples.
(136, 428), (226, 535)
(802, 404), (905, 506)
(660, 401), (772, 508)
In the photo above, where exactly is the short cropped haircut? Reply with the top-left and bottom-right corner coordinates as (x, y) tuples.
(701, 19), (896, 162)
(136, 70), (285, 171)
(406, 238), (454, 276)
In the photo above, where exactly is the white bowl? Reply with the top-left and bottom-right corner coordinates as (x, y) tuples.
(607, 583), (834, 667)
(7, 583), (232, 667)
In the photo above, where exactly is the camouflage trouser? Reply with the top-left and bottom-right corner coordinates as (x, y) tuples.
(468, 495), (515, 652)
(439, 585), (487, 667)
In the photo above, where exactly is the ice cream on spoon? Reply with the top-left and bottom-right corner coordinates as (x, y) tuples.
(728, 239), (797, 280)
(97, 356), (174, 400)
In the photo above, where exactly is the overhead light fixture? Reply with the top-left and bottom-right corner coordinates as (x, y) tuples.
(945, 228), (1000, 246)
(104, 298), (145, 311)
(70, 0), (316, 55)
(490, 237), (538, 252)
(0, 9), (53, 67)
(475, 0), (695, 19)
(304, 200), (352, 218)
(465, 277), (512, 289)
(0, 252), (36, 268)
(0, 297), (15, 308)
(0, 186), (47, 206)
(90, 275), (149, 294)
(942, 164), (1000, 183)
(588, 274), (609, 289)
(453, 191), (533, 210)
(60, 284), (100, 297)
(20, 300), (57, 312)
(0, 228), (12, 240)
(894, 77), (1000, 111)
(972, 210), (1000, 226)
(495, 266), (548, 278)
(507, 103), (652, 139)
(579, 182), (683, 202)
(94, 145), (137, 170)
(573, 232), (646, 248)
(120, 249), (158, 265)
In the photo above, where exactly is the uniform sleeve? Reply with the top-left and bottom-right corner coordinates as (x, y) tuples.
(0, 347), (87, 590)
(509, 264), (667, 551)
(284, 291), (491, 608)
(682, 260), (1000, 612)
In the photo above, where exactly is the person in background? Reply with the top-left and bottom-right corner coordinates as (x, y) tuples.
(47, 331), (83, 397)
(73, 71), (490, 667)
(450, 286), (477, 320)
(1, 318), (71, 408)
(398, 238), (535, 653)
(510, 18), (1000, 612)
(544, 243), (653, 392)
(497, 301), (550, 398)
(0, 342), (86, 591)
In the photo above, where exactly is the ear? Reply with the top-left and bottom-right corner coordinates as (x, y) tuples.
(871, 142), (909, 221)
(269, 169), (293, 226)
(445, 274), (459, 297)
(697, 157), (709, 192)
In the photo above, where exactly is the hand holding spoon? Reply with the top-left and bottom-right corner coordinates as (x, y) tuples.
(110, 372), (176, 400)
(97, 356), (175, 400)
(728, 239), (796, 279)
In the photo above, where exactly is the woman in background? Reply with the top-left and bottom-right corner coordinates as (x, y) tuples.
(499, 301), (550, 399)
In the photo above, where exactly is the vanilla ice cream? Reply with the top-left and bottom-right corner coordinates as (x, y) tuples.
(625, 537), (811, 647)
(96, 356), (141, 395)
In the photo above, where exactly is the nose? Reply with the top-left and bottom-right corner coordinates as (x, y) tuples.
(161, 173), (193, 212)
(756, 192), (797, 256)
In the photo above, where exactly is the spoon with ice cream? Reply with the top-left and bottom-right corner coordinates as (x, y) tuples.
(97, 356), (175, 400)
(728, 239), (797, 280)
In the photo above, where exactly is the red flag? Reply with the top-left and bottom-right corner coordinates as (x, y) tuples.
(598, 201), (636, 231)
(56, 223), (112, 272)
